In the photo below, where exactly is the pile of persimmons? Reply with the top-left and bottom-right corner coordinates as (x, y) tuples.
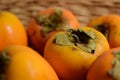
(0, 6), (120, 80)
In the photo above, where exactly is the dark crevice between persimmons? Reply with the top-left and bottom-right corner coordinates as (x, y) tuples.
(53, 29), (96, 54)
(35, 7), (70, 37)
(108, 51), (120, 80)
(0, 51), (10, 80)
(94, 24), (109, 40)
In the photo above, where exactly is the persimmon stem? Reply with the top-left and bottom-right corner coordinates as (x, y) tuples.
(0, 51), (10, 80)
(35, 7), (69, 37)
(94, 24), (109, 40)
(108, 51), (120, 80)
(53, 29), (96, 54)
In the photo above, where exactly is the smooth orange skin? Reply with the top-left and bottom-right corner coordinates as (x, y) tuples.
(87, 14), (120, 48)
(87, 47), (120, 80)
(0, 11), (28, 51)
(2, 45), (59, 80)
(44, 27), (110, 80)
(27, 6), (80, 54)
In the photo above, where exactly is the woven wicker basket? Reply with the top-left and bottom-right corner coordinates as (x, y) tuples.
(1, 0), (120, 26)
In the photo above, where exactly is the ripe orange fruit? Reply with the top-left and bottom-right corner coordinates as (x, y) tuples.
(87, 47), (120, 80)
(27, 6), (80, 54)
(0, 11), (28, 50)
(0, 45), (59, 80)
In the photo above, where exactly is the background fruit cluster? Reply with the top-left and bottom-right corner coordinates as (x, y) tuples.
(1, 0), (120, 26)
(1, 0), (120, 80)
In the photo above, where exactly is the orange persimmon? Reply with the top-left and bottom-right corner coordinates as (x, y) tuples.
(44, 27), (110, 80)
(27, 6), (80, 54)
(0, 11), (28, 50)
(87, 14), (120, 48)
(87, 47), (120, 80)
(0, 45), (59, 80)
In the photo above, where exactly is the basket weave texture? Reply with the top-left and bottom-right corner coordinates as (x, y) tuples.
(1, 0), (120, 26)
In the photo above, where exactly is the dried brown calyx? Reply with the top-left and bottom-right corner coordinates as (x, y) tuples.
(94, 24), (109, 40)
(0, 51), (10, 80)
(35, 7), (69, 37)
(53, 29), (96, 54)
(108, 51), (120, 80)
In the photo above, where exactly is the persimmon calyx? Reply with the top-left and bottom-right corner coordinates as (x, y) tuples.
(108, 52), (120, 80)
(53, 29), (96, 54)
(0, 51), (10, 80)
(35, 7), (70, 37)
(94, 24), (109, 40)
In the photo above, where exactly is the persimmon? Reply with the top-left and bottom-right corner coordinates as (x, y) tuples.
(87, 14), (120, 48)
(0, 45), (59, 80)
(0, 11), (28, 50)
(87, 47), (120, 80)
(44, 27), (110, 80)
(27, 6), (80, 54)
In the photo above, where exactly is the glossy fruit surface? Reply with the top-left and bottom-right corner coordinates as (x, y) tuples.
(87, 14), (120, 48)
(44, 27), (110, 80)
(27, 6), (80, 54)
(0, 45), (59, 80)
(0, 11), (28, 50)
(87, 47), (120, 80)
